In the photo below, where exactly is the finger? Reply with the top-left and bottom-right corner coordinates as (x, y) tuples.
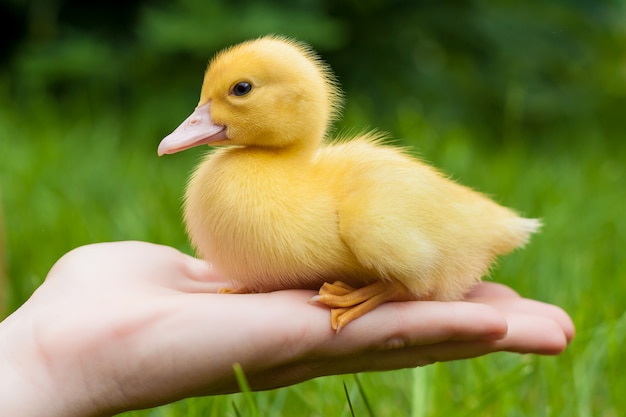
(259, 313), (570, 389)
(472, 297), (575, 343)
(146, 245), (233, 293)
(175, 253), (231, 293)
(492, 312), (570, 354)
(242, 322), (567, 392)
(465, 282), (520, 300)
(314, 300), (508, 358)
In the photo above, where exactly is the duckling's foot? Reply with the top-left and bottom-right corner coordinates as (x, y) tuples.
(313, 281), (406, 333)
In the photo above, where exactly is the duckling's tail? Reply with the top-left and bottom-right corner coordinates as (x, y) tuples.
(505, 216), (542, 250)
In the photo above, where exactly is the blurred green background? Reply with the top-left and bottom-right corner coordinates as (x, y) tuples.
(1, 0), (625, 416)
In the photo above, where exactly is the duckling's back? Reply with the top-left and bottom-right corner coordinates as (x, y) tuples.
(316, 135), (540, 301)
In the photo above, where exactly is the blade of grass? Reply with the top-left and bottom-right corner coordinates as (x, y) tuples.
(343, 381), (356, 417)
(233, 363), (261, 417)
(411, 367), (430, 417)
(232, 401), (242, 417)
(354, 374), (375, 417)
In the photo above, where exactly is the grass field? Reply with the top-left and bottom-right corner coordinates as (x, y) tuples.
(1, 88), (624, 416)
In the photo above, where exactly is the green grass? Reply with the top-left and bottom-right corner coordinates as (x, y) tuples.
(1, 90), (624, 416)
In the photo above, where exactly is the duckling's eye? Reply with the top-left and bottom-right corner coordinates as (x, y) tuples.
(231, 82), (252, 96)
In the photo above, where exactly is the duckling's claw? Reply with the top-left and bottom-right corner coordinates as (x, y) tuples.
(331, 307), (350, 332)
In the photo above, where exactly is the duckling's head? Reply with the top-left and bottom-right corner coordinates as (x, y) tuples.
(158, 36), (342, 155)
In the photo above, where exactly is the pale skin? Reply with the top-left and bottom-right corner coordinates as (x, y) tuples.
(0, 241), (574, 417)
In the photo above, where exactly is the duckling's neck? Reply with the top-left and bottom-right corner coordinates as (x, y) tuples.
(211, 144), (314, 189)
(229, 136), (320, 165)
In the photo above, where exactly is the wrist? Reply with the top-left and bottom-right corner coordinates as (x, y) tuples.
(0, 305), (93, 417)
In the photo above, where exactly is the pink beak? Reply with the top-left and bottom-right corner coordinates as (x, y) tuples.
(157, 103), (227, 156)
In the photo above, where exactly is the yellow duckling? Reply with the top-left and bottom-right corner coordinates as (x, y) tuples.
(158, 36), (540, 332)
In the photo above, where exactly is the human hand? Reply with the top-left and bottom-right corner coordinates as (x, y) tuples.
(0, 241), (574, 416)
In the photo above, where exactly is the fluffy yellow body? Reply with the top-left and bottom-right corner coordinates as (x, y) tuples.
(185, 135), (538, 302)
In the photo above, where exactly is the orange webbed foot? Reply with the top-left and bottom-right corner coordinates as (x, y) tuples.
(312, 281), (408, 333)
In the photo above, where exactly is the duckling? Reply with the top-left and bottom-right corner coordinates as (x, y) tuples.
(158, 36), (540, 332)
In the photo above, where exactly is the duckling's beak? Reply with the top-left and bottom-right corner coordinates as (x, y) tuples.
(158, 103), (227, 156)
